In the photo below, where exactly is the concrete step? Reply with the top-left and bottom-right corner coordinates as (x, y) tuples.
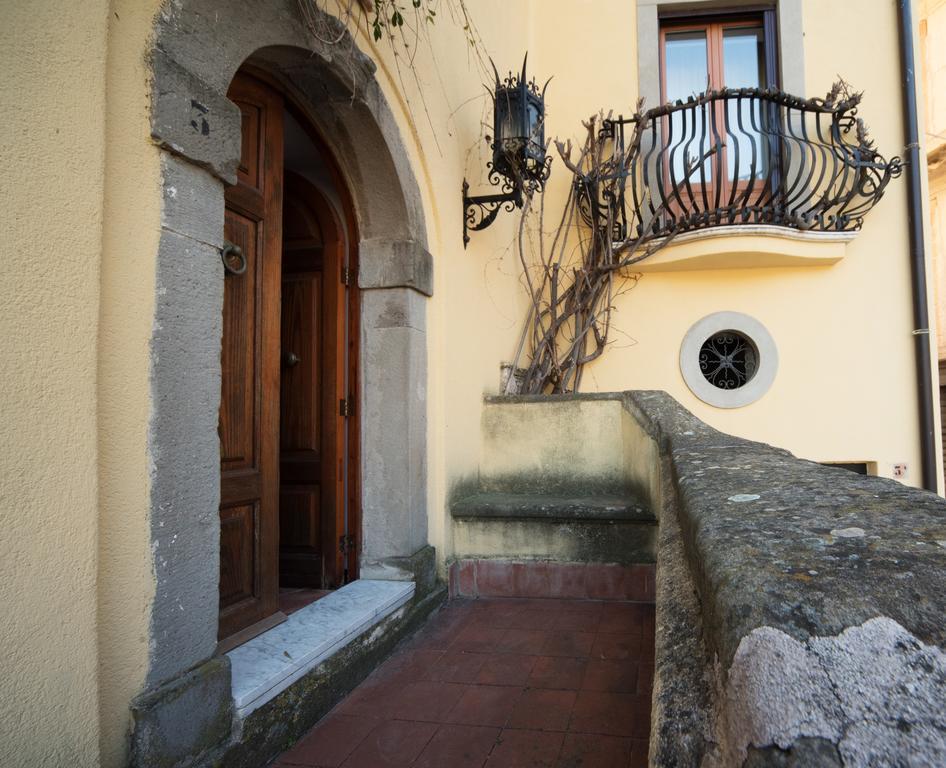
(450, 491), (657, 565)
(451, 492), (654, 523)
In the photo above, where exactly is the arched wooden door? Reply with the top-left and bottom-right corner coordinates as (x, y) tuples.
(279, 172), (348, 591)
(217, 71), (355, 645)
(218, 72), (284, 642)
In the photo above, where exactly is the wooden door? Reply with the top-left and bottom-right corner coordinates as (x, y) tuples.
(279, 172), (348, 589)
(218, 73), (284, 642)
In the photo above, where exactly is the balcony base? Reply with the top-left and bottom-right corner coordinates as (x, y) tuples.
(627, 225), (854, 273)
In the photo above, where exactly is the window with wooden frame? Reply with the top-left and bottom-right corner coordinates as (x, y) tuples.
(659, 10), (779, 204)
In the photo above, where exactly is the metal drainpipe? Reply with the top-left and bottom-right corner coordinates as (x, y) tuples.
(897, 0), (938, 492)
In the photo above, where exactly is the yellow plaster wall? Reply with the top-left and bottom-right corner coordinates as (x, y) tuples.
(433, 0), (938, 491)
(95, 0), (163, 764)
(0, 1), (108, 765)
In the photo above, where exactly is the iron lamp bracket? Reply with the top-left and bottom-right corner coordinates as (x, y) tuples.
(462, 179), (523, 248)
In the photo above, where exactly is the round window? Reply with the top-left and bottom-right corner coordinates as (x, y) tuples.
(698, 330), (758, 390)
(680, 312), (777, 408)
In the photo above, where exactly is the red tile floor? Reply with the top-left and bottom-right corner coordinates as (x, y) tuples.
(272, 597), (655, 768)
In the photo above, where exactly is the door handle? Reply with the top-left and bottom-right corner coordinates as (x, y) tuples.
(283, 351), (301, 368)
(221, 241), (247, 275)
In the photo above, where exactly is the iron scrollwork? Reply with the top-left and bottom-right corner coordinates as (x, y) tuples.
(576, 83), (902, 242)
(463, 56), (553, 247)
(699, 332), (758, 390)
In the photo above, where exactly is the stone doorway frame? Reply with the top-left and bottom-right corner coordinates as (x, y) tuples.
(145, 0), (433, 700)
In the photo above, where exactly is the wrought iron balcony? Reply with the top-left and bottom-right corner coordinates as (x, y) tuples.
(577, 86), (902, 243)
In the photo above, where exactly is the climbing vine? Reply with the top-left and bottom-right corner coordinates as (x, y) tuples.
(298, 0), (490, 150)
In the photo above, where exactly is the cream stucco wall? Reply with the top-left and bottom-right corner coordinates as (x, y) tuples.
(0, 0), (940, 765)
(95, 0), (162, 764)
(0, 1), (108, 765)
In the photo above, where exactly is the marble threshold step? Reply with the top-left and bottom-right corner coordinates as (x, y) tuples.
(226, 579), (415, 718)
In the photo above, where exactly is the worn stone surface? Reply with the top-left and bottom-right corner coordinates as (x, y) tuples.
(147, 229), (223, 686)
(161, 154), (225, 248)
(130, 657), (233, 768)
(620, 390), (946, 765)
(150, 49), (242, 184)
(650, 452), (715, 767)
(712, 619), (946, 767)
(625, 390), (946, 665)
(359, 238), (433, 296)
(743, 739), (843, 768)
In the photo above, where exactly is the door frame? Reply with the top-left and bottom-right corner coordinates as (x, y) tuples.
(219, 67), (364, 646)
(145, 8), (434, 694)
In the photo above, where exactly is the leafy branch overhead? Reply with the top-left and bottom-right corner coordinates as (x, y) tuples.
(371, 0), (436, 41)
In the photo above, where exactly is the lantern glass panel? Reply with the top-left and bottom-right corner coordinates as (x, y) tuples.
(527, 98), (543, 144)
(496, 89), (524, 142)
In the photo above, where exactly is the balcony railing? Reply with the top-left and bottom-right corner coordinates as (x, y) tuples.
(577, 87), (902, 242)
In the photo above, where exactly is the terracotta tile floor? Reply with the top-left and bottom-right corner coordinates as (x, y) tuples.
(272, 597), (655, 768)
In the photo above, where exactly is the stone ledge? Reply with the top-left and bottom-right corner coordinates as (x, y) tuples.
(209, 585), (447, 768)
(622, 390), (946, 766)
(450, 492), (654, 523)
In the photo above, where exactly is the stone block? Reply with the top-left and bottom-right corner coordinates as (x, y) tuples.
(161, 154), (226, 248)
(148, 229), (223, 685)
(130, 657), (233, 768)
(150, 49), (241, 184)
(359, 238), (433, 296)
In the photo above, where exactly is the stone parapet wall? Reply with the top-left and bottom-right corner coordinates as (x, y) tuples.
(486, 392), (946, 766)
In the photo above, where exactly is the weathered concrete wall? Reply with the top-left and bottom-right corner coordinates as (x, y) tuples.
(478, 397), (637, 495)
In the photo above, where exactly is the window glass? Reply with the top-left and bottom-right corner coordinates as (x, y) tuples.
(665, 30), (712, 184)
(722, 26), (765, 87)
(723, 26), (767, 180)
(665, 30), (708, 100)
(661, 19), (772, 188)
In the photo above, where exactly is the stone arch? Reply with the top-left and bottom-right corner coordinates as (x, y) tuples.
(145, 0), (433, 694)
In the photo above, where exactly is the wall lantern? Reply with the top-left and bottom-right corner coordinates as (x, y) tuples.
(463, 55), (552, 247)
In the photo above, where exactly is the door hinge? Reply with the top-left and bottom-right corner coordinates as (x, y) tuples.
(339, 397), (352, 418)
(341, 266), (351, 286)
(338, 534), (355, 555)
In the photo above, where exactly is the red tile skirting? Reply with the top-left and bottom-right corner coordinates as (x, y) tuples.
(447, 560), (655, 602)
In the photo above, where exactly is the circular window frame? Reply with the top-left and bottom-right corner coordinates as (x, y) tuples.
(680, 311), (778, 408)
